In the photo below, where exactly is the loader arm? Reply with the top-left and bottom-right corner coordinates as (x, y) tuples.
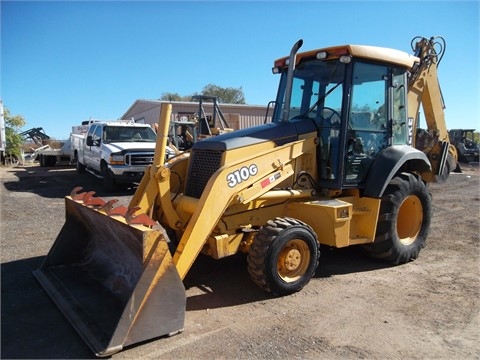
(173, 135), (318, 280)
(129, 103), (183, 229)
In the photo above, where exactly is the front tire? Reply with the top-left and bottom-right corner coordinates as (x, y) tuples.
(247, 217), (320, 296)
(363, 172), (432, 264)
(101, 162), (116, 192)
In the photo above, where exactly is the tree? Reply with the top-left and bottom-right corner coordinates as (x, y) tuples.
(3, 106), (26, 160)
(159, 84), (246, 104)
(159, 92), (191, 102)
(197, 84), (245, 104)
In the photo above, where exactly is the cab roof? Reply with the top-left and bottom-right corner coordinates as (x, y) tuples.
(274, 44), (419, 69)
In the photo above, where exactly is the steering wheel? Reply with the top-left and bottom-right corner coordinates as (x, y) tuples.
(318, 107), (341, 125)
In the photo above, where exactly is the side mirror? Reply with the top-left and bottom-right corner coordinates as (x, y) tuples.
(86, 135), (93, 146)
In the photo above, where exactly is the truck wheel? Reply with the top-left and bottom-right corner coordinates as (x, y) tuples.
(75, 152), (86, 174)
(247, 217), (320, 296)
(363, 173), (432, 264)
(47, 156), (56, 166)
(39, 155), (45, 167)
(101, 162), (116, 192)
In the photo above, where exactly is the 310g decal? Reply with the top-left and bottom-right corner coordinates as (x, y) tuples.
(227, 164), (258, 188)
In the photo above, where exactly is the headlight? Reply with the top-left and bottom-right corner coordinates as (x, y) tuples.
(110, 154), (124, 165)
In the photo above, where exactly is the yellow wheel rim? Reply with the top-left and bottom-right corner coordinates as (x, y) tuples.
(277, 239), (310, 283)
(397, 195), (423, 245)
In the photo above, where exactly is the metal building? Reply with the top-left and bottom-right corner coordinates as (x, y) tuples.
(0, 100), (6, 154)
(122, 99), (271, 130)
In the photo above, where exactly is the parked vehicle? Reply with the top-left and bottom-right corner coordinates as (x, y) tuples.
(20, 127), (74, 167)
(73, 119), (173, 191)
(448, 129), (479, 163)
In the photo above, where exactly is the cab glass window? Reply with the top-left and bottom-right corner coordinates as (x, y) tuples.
(93, 125), (102, 143)
(392, 69), (407, 144)
(345, 62), (388, 184)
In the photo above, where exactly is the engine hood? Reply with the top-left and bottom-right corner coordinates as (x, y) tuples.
(102, 142), (156, 153)
(192, 121), (318, 152)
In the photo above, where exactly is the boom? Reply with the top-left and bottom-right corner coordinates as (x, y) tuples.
(407, 36), (458, 179)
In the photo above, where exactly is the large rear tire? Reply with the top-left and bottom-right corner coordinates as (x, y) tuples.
(247, 217), (320, 296)
(363, 172), (432, 264)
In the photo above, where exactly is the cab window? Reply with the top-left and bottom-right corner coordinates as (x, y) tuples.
(392, 69), (408, 144)
(345, 62), (388, 184)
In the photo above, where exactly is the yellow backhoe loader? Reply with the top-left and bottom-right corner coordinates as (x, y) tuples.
(34, 36), (457, 357)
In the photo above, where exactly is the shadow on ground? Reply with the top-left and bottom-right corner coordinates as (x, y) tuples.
(2, 165), (136, 199)
(1, 257), (95, 359)
(183, 245), (390, 311)
(1, 246), (388, 359)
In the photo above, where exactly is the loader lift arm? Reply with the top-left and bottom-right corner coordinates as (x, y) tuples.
(130, 103), (318, 280)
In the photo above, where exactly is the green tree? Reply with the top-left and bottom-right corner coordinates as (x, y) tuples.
(197, 84), (245, 104)
(160, 84), (246, 104)
(3, 106), (26, 159)
(159, 92), (191, 102)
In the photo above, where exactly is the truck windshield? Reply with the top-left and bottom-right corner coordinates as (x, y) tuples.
(273, 59), (346, 124)
(103, 126), (157, 143)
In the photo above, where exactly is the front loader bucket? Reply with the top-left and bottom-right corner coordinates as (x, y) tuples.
(33, 197), (186, 357)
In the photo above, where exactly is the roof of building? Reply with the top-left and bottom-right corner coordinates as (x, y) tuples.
(122, 99), (268, 119)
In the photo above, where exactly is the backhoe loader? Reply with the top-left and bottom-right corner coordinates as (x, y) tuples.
(34, 36), (457, 357)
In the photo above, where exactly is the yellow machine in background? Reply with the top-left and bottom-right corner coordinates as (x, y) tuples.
(34, 36), (456, 357)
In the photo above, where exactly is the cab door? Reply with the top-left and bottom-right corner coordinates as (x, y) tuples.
(83, 125), (97, 167)
(88, 125), (103, 171)
(84, 125), (102, 170)
(343, 62), (389, 185)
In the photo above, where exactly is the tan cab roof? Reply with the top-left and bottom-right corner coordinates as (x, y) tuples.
(277, 44), (419, 69)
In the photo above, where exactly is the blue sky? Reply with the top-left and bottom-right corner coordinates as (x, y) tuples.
(2, 1), (479, 140)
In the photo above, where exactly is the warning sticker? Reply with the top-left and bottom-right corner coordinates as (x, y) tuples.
(261, 172), (281, 188)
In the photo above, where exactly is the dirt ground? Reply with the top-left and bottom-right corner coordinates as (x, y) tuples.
(1, 162), (479, 359)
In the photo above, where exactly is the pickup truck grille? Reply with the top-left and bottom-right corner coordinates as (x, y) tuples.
(125, 152), (155, 166)
(185, 149), (223, 198)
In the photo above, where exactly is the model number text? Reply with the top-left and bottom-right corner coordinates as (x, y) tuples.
(227, 164), (258, 188)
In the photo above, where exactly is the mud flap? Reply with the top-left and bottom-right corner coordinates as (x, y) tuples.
(33, 197), (186, 357)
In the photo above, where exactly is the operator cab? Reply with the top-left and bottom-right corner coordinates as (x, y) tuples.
(272, 45), (412, 190)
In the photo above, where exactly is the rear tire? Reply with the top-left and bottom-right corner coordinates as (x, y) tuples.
(47, 156), (56, 166)
(363, 173), (432, 264)
(247, 217), (320, 296)
(75, 152), (86, 174)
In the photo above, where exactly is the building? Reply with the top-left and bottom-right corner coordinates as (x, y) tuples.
(0, 100), (6, 159)
(121, 99), (272, 131)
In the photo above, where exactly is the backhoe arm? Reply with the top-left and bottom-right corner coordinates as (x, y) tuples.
(407, 36), (458, 180)
(408, 37), (449, 143)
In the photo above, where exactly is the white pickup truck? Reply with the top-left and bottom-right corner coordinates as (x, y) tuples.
(73, 120), (171, 191)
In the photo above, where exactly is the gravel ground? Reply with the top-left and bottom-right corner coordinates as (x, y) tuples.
(1, 162), (479, 359)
